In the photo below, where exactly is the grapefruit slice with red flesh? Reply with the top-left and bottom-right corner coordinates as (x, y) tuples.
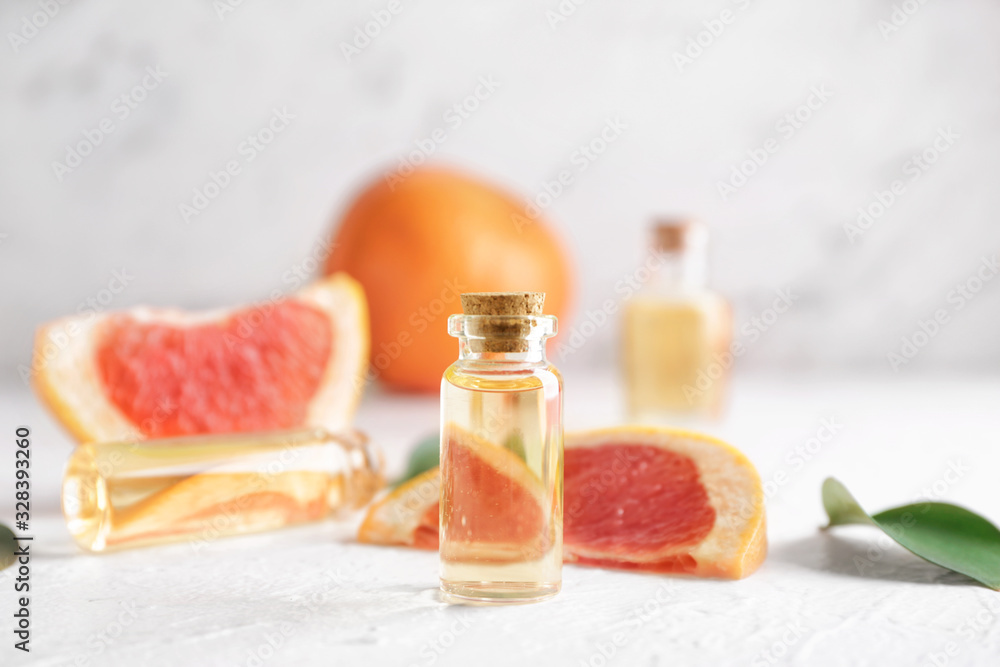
(562, 427), (765, 578)
(357, 426), (766, 579)
(358, 424), (554, 559)
(438, 424), (552, 563)
(33, 273), (368, 443)
(358, 468), (441, 550)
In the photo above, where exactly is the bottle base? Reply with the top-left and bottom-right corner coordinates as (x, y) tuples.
(440, 580), (561, 605)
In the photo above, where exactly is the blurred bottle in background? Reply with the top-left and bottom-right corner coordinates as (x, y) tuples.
(622, 219), (732, 424)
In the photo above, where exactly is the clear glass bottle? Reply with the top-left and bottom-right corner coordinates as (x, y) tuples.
(440, 292), (563, 604)
(622, 220), (732, 423)
(62, 428), (383, 552)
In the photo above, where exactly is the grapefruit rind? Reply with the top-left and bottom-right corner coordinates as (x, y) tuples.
(296, 274), (369, 432)
(564, 426), (766, 579)
(442, 422), (546, 506)
(34, 319), (122, 444)
(357, 468), (440, 549)
(32, 273), (369, 444)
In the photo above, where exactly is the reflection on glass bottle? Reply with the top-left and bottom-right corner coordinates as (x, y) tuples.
(622, 220), (732, 423)
(62, 428), (383, 552)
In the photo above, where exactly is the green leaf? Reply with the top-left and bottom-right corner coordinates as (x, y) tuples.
(503, 430), (527, 461)
(0, 524), (16, 571)
(395, 434), (440, 487)
(822, 478), (876, 528)
(822, 477), (1000, 590)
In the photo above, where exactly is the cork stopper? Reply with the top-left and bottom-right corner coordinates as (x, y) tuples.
(653, 219), (706, 253)
(459, 292), (545, 353)
(460, 292), (544, 317)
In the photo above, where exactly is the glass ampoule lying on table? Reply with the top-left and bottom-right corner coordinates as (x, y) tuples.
(62, 428), (383, 552)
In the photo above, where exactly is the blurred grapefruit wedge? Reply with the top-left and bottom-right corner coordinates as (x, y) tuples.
(33, 273), (369, 443)
(357, 426), (766, 579)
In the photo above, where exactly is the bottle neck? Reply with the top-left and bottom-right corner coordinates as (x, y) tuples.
(457, 336), (548, 365)
(449, 314), (557, 368)
(651, 247), (708, 290)
(333, 429), (384, 510)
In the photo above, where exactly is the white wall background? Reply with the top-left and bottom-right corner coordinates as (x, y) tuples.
(2, 0), (999, 381)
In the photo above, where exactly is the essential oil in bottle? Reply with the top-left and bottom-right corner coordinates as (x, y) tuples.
(440, 292), (563, 604)
(62, 428), (383, 552)
(622, 220), (733, 423)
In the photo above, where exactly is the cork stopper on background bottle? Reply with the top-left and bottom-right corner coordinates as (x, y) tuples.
(653, 219), (707, 253)
(460, 292), (545, 353)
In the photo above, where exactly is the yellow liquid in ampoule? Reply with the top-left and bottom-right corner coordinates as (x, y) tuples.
(440, 365), (563, 603)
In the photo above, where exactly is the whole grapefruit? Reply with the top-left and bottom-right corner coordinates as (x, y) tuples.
(325, 167), (573, 392)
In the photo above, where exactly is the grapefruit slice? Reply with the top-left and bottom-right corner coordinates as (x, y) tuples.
(438, 424), (553, 564)
(101, 471), (331, 550)
(357, 426), (766, 579)
(33, 273), (368, 443)
(358, 468), (441, 550)
(562, 427), (765, 578)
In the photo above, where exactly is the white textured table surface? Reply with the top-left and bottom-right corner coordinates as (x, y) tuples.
(2, 372), (999, 667)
